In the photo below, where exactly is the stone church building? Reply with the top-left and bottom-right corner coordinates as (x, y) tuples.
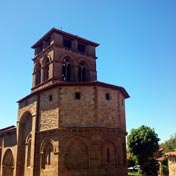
(0, 28), (129, 176)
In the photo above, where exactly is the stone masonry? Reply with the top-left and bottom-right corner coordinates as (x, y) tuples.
(0, 28), (129, 176)
(165, 152), (176, 176)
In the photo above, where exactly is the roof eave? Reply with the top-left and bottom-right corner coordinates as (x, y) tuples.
(31, 27), (99, 49)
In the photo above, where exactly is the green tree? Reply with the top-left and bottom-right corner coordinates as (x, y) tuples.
(127, 125), (160, 175)
(160, 133), (176, 152)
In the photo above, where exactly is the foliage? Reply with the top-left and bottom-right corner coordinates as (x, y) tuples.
(160, 133), (176, 152)
(160, 158), (169, 176)
(128, 154), (137, 167)
(127, 125), (160, 175)
(128, 172), (145, 176)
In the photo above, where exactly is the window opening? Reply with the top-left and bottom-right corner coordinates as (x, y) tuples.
(78, 44), (86, 53)
(49, 95), (52, 101)
(75, 92), (81, 100)
(63, 39), (72, 49)
(82, 67), (86, 81)
(44, 37), (51, 48)
(78, 62), (89, 82)
(27, 140), (31, 167)
(42, 143), (53, 169)
(107, 148), (110, 163)
(35, 63), (41, 85)
(105, 93), (110, 100)
(35, 44), (43, 55)
(43, 58), (49, 81)
(62, 58), (72, 81)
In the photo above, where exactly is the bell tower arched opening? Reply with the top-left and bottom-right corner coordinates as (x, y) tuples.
(31, 28), (99, 92)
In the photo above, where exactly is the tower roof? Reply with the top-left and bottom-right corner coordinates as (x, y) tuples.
(31, 27), (99, 49)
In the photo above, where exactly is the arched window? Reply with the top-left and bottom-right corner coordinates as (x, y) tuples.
(41, 142), (53, 169)
(43, 57), (49, 81)
(78, 61), (90, 82)
(62, 57), (73, 81)
(35, 63), (41, 85)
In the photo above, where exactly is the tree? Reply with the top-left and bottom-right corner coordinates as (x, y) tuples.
(160, 133), (176, 152)
(127, 125), (160, 175)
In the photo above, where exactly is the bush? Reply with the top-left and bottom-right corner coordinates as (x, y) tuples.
(160, 158), (169, 176)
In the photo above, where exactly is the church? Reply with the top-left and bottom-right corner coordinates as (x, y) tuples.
(0, 28), (129, 176)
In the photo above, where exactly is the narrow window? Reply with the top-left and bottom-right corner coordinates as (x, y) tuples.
(75, 92), (81, 100)
(67, 64), (71, 81)
(43, 57), (49, 81)
(35, 63), (41, 85)
(62, 58), (72, 81)
(49, 95), (52, 101)
(62, 63), (66, 80)
(27, 140), (31, 167)
(107, 148), (110, 163)
(105, 93), (110, 100)
(82, 67), (86, 81)
(78, 62), (90, 82)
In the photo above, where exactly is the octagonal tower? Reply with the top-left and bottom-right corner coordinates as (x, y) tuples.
(16, 28), (129, 176)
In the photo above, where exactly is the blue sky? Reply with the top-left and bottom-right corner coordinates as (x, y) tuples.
(0, 0), (176, 143)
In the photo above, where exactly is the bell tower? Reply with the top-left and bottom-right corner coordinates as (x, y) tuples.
(14, 28), (129, 176)
(31, 28), (99, 92)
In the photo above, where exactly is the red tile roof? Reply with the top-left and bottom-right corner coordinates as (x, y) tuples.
(0, 125), (16, 136)
(165, 152), (176, 157)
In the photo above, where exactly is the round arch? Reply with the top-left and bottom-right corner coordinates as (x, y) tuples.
(41, 56), (50, 81)
(65, 136), (90, 170)
(77, 59), (90, 69)
(40, 138), (56, 153)
(40, 138), (55, 170)
(61, 55), (76, 81)
(77, 59), (90, 82)
(2, 149), (14, 176)
(60, 53), (76, 65)
(16, 111), (32, 176)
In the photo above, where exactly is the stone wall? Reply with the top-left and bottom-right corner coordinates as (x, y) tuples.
(34, 127), (127, 176)
(59, 85), (126, 128)
(40, 88), (59, 130)
(15, 83), (128, 176)
(166, 152), (176, 176)
(0, 128), (17, 176)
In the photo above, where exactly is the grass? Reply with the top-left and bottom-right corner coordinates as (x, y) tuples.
(128, 172), (144, 176)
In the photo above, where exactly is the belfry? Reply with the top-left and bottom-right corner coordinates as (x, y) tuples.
(0, 28), (129, 176)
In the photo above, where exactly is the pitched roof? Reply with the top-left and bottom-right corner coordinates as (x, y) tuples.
(165, 152), (176, 157)
(0, 125), (16, 136)
(32, 27), (99, 48)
